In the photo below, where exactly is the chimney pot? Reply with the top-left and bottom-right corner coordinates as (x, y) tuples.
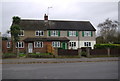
(44, 14), (48, 20)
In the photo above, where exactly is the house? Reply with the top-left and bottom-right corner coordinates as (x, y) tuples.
(2, 14), (96, 54)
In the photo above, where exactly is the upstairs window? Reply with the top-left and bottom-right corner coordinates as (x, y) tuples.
(35, 31), (44, 36)
(69, 31), (76, 36)
(34, 41), (43, 48)
(84, 42), (91, 47)
(52, 41), (60, 47)
(82, 31), (93, 37)
(7, 42), (10, 48)
(18, 30), (24, 36)
(49, 30), (60, 36)
(16, 42), (24, 48)
(51, 31), (58, 36)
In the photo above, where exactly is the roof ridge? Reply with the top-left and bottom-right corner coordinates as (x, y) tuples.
(20, 19), (90, 22)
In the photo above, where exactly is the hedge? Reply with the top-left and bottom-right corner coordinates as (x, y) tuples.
(94, 44), (120, 49)
(28, 53), (54, 58)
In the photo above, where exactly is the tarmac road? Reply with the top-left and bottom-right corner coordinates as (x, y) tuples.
(2, 61), (118, 79)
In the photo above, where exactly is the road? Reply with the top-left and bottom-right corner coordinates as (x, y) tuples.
(2, 61), (118, 79)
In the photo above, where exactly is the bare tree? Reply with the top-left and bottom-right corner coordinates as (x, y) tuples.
(97, 18), (119, 43)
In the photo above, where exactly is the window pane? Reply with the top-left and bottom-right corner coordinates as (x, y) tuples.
(36, 31), (38, 36)
(74, 42), (76, 46)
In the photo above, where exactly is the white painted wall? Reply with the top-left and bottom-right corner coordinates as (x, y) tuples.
(79, 41), (96, 49)
(68, 41), (78, 49)
(68, 41), (96, 49)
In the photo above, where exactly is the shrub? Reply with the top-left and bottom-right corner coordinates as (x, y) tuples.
(19, 54), (26, 57)
(3, 53), (17, 58)
(81, 51), (87, 57)
(94, 44), (120, 49)
(28, 53), (53, 58)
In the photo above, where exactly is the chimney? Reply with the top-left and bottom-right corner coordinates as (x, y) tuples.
(44, 14), (48, 20)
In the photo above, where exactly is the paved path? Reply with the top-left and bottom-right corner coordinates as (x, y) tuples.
(2, 57), (119, 64)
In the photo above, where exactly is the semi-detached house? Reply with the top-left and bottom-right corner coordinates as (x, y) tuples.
(3, 14), (96, 53)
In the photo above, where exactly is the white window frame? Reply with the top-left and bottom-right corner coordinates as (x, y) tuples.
(69, 31), (76, 36)
(18, 30), (24, 36)
(51, 31), (58, 36)
(52, 41), (60, 47)
(34, 41), (43, 48)
(7, 41), (11, 48)
(84, 42), (91, 47)
(84, 31), (91, 37)
(69, 42), (76, 47)
(35, 30), (44, 36)
(16, 42), (24, 48)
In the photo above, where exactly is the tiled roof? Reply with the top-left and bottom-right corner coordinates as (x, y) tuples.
(24, 37), (70, 42)
(14, 20), (96, 31)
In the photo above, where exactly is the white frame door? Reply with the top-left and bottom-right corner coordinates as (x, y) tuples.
(28, 43), (33, 53)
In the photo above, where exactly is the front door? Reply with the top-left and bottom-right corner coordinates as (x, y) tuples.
(62, 42), (67, 49)
(28, 43), (33, 53)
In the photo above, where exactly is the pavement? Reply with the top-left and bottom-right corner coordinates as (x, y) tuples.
(1, 57), (120, 64)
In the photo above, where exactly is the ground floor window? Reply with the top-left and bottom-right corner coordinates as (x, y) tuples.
(16, 42), (24, 48)
(84, 42), (91, 47)
(52, 41), (60, 47)
(69, 42), (76, 47)
(34, 41), (43, 48)
(7, 42), (10, 48)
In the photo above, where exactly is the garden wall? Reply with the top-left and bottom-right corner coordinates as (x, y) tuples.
(58, 49), (78, 56)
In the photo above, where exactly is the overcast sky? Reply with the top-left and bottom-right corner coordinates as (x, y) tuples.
(0, 0), (119, 34)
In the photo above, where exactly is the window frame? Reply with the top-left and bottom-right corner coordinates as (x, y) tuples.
(50, 31), (58, 36)
(16, 42), (24, 48)
(7, 41), (11, 48)
(84, 42), (91, 47)
(34, 41), (43, 48)
(84, 31), (91, 37)
(52, 41), (60, 47)
(18, 30), (24, 36)
(69, 31), (76, 36)
(35, 30), (44, 36)
(69, 42), (76, 47)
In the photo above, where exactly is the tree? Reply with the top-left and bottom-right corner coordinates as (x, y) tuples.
(9, 16), (21, 57)
(97, 18), (119, 43)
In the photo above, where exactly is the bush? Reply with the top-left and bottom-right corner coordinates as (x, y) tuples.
(3, 53), (17, 58)
(28, 53), (53, 58)
(19, 54), (26, 57)
(94, 44), (120, 49)
(81, 51), (87, 57)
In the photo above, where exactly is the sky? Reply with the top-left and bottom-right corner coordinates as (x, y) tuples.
(0, 0), (119, 35)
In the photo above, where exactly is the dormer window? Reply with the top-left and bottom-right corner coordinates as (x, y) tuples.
(35, 30), (44, 36)
(18, 30), (24, 36)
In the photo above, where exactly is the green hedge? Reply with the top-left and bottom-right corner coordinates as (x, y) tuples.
(29, 53), (52, 55)
(94, 44), (120, 49)
(28, 53), (54, 58)
(2, 53), (17, 58)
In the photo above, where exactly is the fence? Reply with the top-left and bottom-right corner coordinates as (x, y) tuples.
(90, 48), (120, 56)
(58, 48), (120, 57)
(58, 49), (78, 56)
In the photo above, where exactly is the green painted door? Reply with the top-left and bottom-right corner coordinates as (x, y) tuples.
(62, 42), (67, 49)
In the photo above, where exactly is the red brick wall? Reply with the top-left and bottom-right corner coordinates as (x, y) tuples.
(33, 42), (52, 53)
(2, 40), (12, 53)
(2, 41), (53, 54)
